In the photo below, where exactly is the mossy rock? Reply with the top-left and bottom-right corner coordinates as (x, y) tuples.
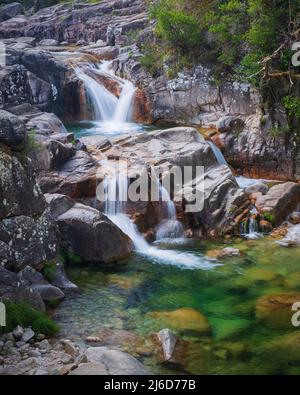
(255, 293), (300, 329)
(148, 307), (211, 335)
(285, 272), (300, 290)
(261, 332), (300, 362)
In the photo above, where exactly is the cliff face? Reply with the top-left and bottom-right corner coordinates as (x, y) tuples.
(0, 110), (59, 272)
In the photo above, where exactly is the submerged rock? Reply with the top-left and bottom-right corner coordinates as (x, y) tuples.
(149, 307), (211, 335)
(256, 293), (300, 329)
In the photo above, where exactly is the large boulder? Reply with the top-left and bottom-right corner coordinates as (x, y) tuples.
(0, 110), (26, 150)
(57, 203), (133, 263)
(256, 182), (300, 226)
(84, 347), (151, 375)
(1, 211), (59, 271)
(0, 267), (45, 311)
(93, 127), (242, 234)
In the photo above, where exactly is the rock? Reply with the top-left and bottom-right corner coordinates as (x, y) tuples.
(289, 212), (300, 225)
(57, 203), (133, 263)
(46, 140), (75, 170)
(157, 328), (178, 362)
(259, 219), (272, 232)
(149, 307), (211, 335)
(64, 342), (77, 358)
(38, 39), (58, 47)
(256, 182), (300, 225)
(0, 266), (45, 311)
(256, 293), (300, 329)
(13, 326), (24, 341)
(22, 328), (35, 343)
(0, 110), (27, 151)
(217, 247), (241, 258)
(85, 347), (151, 375)
(99, 127), (241, 234)
(44, 193), (74, 219)
(39, 150), (98, 199)
(32, 284), (65, 302)
(261, 332), (300, 362)
(245, 183), (268, 195)
(51, 261), (78, 291)
(37, 339), (50, 350)
(0, 145), (46, 220)
(0, 3), (23, 23)
(216, 116), (245, 133)
(69, 362), (107, 375)
(277, 224), (300, 247)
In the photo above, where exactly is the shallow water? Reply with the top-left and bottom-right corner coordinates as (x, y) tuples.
(55, 238), (300, 375)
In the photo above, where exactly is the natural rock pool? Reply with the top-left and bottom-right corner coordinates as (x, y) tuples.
(54, 238), (300, 375)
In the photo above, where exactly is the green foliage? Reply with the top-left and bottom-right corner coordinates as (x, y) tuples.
(140, 44), (163, 76)
(282, 96), (300, 119)
(267, 126), (290, 139)
(4, 302), (59, 336)
(152, 4), (202, 54)
(24, 128), (42, 154)
(149, 0), (298, 84)
(42, 261), (57, 283)
(262, 212), (276, 226)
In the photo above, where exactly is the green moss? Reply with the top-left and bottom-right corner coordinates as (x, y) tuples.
(61, 249), (83, 265)
(42, 261), (57, 283)
(3, 302), (59, 336)
(24, 129), (43, 155)
(262, 212), (276, 226)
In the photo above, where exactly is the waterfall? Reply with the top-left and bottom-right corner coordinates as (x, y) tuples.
(207, 141), (228, 166)
(74, 61), (136, 132)
(156, 184), (184, 241)
(103, 174), (219, 270)
(74, 65), (118, 121)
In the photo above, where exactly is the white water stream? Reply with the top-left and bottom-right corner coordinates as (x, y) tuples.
(75, 61), (138, 135)
(103, 173), (218, 270)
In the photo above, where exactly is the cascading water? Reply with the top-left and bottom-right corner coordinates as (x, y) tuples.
(74, 61), (139, 135)
(75, 65), (118, 121)
(207, 141), (228, 166)
(155, 184), (184, 241)
(103, 173), (219, 270)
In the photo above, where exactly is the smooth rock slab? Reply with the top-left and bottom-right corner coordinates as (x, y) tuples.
(85, 347), (151, 375)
